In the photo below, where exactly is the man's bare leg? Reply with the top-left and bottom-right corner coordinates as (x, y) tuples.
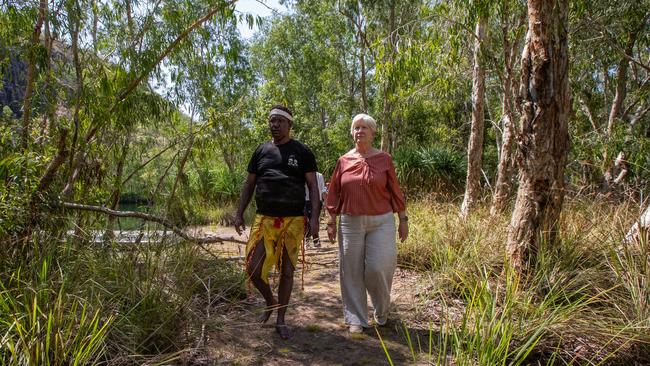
(275, 248), (294, 339)
(246, 239), (277, 323)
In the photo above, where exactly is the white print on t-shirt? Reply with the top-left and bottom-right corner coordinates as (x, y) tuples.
(288, 155), (298, 167)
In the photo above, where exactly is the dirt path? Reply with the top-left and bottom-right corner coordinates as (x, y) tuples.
(198, 225), (432, 365)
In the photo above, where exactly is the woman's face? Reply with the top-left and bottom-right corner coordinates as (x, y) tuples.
(351, 120), (375, 144)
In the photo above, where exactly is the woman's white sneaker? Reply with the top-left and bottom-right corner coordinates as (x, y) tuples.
(349, 325), (363, 334)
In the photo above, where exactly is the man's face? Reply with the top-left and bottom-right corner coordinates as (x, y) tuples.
(269, 116), (291, 140)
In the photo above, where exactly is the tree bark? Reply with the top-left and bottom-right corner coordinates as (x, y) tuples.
(358, 11), (368, 112)
(380, 2), (396, 153)
(460, 17), (487, 218)
(507, 0), (570, 273)
(606, 31), (637, 137)
(491, 4), (524, 215)
(602, 151), (629, 193)
(624, 203), (650, 245)
(491, 113), (515, 214)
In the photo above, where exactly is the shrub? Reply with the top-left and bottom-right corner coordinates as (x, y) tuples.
(392, 146), (466, 195)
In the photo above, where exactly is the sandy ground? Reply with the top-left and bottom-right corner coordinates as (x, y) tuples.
(193, 224), (434, 366)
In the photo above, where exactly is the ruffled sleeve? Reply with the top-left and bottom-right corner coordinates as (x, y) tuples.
(386, 156), (406, 212)
(326, 158), (343, 215)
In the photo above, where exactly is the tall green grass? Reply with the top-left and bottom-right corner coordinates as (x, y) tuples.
(75, 239), (246, 364)
(0, 227), (246, 365)
(389, 198), (650, 364)
(0, 260), (112, 365)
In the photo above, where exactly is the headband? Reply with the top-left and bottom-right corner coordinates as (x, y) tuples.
(269, 108), (294, 122)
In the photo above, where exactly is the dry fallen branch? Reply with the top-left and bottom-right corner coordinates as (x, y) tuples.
(624, 203), (650, 245)
(60, 201), (246, 245)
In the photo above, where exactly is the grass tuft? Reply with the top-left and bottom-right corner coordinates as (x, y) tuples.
(390, 198), (650, 364)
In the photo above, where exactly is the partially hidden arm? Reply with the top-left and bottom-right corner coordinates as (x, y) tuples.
(305, 171), (320, 237)
(387, 157), (408, 242)
(325, 160), (343, 242)
(234, 173), (256, 235)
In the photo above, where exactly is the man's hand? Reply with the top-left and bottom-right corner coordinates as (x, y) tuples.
(308, 219), (319, 238)
(234, 215), (245, 236)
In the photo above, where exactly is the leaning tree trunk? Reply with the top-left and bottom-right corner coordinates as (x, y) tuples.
(358, 18), (368, 113)
(606, 30), (637, 137)
(491, 4), (525, 215)
(601, 30), (638, 194)
(460, 17), (487, 218)
(507, 0), (570, 274)
(624, 203), (650, 245)
(380, 3), (396, 153)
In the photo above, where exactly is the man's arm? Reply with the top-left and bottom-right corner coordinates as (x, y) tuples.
(305, 171), (320, 237)
(234, 173), (256, 235)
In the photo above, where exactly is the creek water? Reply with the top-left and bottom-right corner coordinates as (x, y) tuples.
(113, 203), (153, 231)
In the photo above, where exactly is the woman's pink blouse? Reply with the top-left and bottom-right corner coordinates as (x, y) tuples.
(326, 152), (406, 216)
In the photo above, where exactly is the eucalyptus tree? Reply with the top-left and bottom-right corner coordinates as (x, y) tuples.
(163, 12), (255, 213)
(55, 0), (241, 210)
(1, 0), (244, 244)
(490, 0), (526, 214)
(344, 0), (424, 153)
(570, 0), (650, 192)
(250, 0), (360, 172)
(460, 0), (489, 218)
(507, 0), (570, 273)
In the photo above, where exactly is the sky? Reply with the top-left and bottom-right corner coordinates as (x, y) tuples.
(234, 0), (287, 39)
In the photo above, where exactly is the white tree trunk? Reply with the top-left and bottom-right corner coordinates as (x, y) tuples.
(624, 204), (650, 244)
(460, 17), (487, 218)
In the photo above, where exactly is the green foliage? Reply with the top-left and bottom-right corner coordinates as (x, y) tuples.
(2, 0), (650, 363)
(0, 260), (112, 365)
(569, 123), (650, 188)
(189, 165), (245, 206)
(392, 146), (466, 194)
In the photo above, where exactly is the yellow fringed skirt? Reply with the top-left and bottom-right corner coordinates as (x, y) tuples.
(245, 215), (304, 284)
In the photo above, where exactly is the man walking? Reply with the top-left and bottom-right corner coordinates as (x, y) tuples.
(234, 105), (319, 339)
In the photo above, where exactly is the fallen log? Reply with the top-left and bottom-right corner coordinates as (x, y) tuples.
(60, 201), (247, 245)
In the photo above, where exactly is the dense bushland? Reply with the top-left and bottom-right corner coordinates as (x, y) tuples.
(2, 0), (649, 364)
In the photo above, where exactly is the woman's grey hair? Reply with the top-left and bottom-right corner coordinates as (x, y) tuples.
(351, 113), (377, 135)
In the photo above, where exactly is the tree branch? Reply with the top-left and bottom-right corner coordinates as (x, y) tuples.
(589, 12), (650, 73)
(114, 0), (237, 107)
(59, 201), (246, 245)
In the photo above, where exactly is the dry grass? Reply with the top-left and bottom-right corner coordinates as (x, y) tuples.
(395, 197), (650, 365)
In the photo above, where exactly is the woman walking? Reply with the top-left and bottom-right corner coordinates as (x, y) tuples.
(325, 113), (408, 334)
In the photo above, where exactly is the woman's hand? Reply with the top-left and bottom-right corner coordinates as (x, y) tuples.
(398, 220), (408, 242)
(326, 221), (337, 242)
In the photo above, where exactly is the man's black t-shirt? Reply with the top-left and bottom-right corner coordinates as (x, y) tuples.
(247, 139), (318, 217)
